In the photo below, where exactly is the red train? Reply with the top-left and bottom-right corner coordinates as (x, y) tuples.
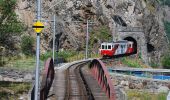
(99, 40), (134, 57)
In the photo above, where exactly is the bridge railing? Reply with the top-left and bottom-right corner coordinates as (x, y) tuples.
(30, 58), (55, 100)
(89, 59), (116, 100)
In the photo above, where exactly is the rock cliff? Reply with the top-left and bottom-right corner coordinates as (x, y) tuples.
(16, 0), (170, 64)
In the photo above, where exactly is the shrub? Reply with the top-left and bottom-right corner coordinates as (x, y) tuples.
(164, 21), (170, 41)
(150, 61), (159, 68)
(161, 0), (170, 6)
(0, 0), (24, 51)
(21, 35), (35, 56)
(165, 0), (170, 6)
(40, 50), (77, 61)
(89, 25), (112, 50)
(121, 57), (142, 68)
(161, 54), (170, 69)
(40, 51), (53, 61)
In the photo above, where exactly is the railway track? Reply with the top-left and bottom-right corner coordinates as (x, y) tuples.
(49, 60), (109, 100)
(65, 62), (90, 100)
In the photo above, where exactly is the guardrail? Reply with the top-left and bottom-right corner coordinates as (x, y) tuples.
(89, 59), (116, 100)
(31, 58), (55, 100)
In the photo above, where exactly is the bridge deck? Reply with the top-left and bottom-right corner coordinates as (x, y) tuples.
(48, 62), (109, 100)
(48, 68), (66, 100)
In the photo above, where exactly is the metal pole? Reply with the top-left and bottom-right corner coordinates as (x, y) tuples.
(85, 20), (89, 59)
(35, 0), (41, 99)
(53, 15), (56, 63)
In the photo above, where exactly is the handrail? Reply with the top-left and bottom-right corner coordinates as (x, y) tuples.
(89, 59), (116, 100)
(40, 58), (55, 100)
(30, 58), (55, 100)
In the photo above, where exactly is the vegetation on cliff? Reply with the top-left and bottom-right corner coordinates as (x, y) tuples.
(164, 21), (170, 41)
(0, 0), (24, 51)
(161, 54), (170, 69)
(160, 0), (170, 6)
(89, 25), (112, 49)
(21, 35), (35, 56)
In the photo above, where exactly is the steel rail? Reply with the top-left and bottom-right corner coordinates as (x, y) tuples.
(64, 61), (90, 100)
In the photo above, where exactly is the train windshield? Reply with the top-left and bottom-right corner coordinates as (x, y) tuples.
(101, 45), (104, 49)
(108, 45), (111, 49)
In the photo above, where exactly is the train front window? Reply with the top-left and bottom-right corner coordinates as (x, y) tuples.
(102, 45), (104, 49)
(108, 45), (111, 49)
(105, 45), (107, 49)
(129, 44), (132, 48)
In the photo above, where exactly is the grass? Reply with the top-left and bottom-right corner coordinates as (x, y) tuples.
(1, 56), (44, 71)
(0, 51), (100, 70)
(40, 50), (101, 62)
(0, 81), (31, 100)
(121, 57), (142, 68)
(149, 61), (159, 68)
(127, 90), (168, 100)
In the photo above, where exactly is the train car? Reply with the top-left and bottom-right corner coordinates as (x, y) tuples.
(99, 40), (134, 57)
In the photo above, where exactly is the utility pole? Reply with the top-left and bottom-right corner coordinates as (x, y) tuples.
(85, 20), (89, 59)
(53, 15), (56, 63)
(34, 0), (43, 99)
(85, 20), (96, 59)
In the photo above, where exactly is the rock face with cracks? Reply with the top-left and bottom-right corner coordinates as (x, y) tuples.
(16, 0), (169, 64)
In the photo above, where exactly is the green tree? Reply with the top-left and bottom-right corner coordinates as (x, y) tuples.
(97, 26), (112, 42)
(164, 0), (170, 6)
(21, 35), (35, 56)
(161, 54), (170, 69)
(164, 21), (170, 42)
(0, 0), (24, 52)
(90, 26), (112, 46)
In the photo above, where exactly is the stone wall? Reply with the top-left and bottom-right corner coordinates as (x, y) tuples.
(111, 73), (170, 93)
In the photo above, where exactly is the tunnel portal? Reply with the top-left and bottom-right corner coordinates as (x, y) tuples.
(124, 37), (137, 54)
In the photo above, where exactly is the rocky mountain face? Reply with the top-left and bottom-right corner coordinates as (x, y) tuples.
(16, 0), (170, 64)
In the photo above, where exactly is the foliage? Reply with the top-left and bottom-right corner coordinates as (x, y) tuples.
(40, 51), (53, 61)
(164, 0), (170, 6)
(127, 90), (167, 100)
(40, 50), (77, 61)
(2, 56), (43, 70)
(160, 0), (170, 6)
(21, 35), (35, 56)
(89, 26), (112, 48)
(149, 61), (159, 68)
(164, 21), (170, 41)
(97, 26), (112, 41)
(40, 50), (100, 62)
(121, 57), (142, 68)
(0, 0), (24, 53)
(161, 54), (170, 69)
(0, 81), (31, 100)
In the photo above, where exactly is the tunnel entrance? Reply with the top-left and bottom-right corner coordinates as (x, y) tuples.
(124, 37), (137, 54)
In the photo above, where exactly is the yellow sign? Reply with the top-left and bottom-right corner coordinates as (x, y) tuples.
(32, 21), (44, 33)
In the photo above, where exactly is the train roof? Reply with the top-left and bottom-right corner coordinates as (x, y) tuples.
(101, 40), (132, 44)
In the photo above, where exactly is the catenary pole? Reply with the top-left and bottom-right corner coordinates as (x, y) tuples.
(35, 0), (41, 99)
(85, 20), (89, 59)
(53, 15), (56, 63)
